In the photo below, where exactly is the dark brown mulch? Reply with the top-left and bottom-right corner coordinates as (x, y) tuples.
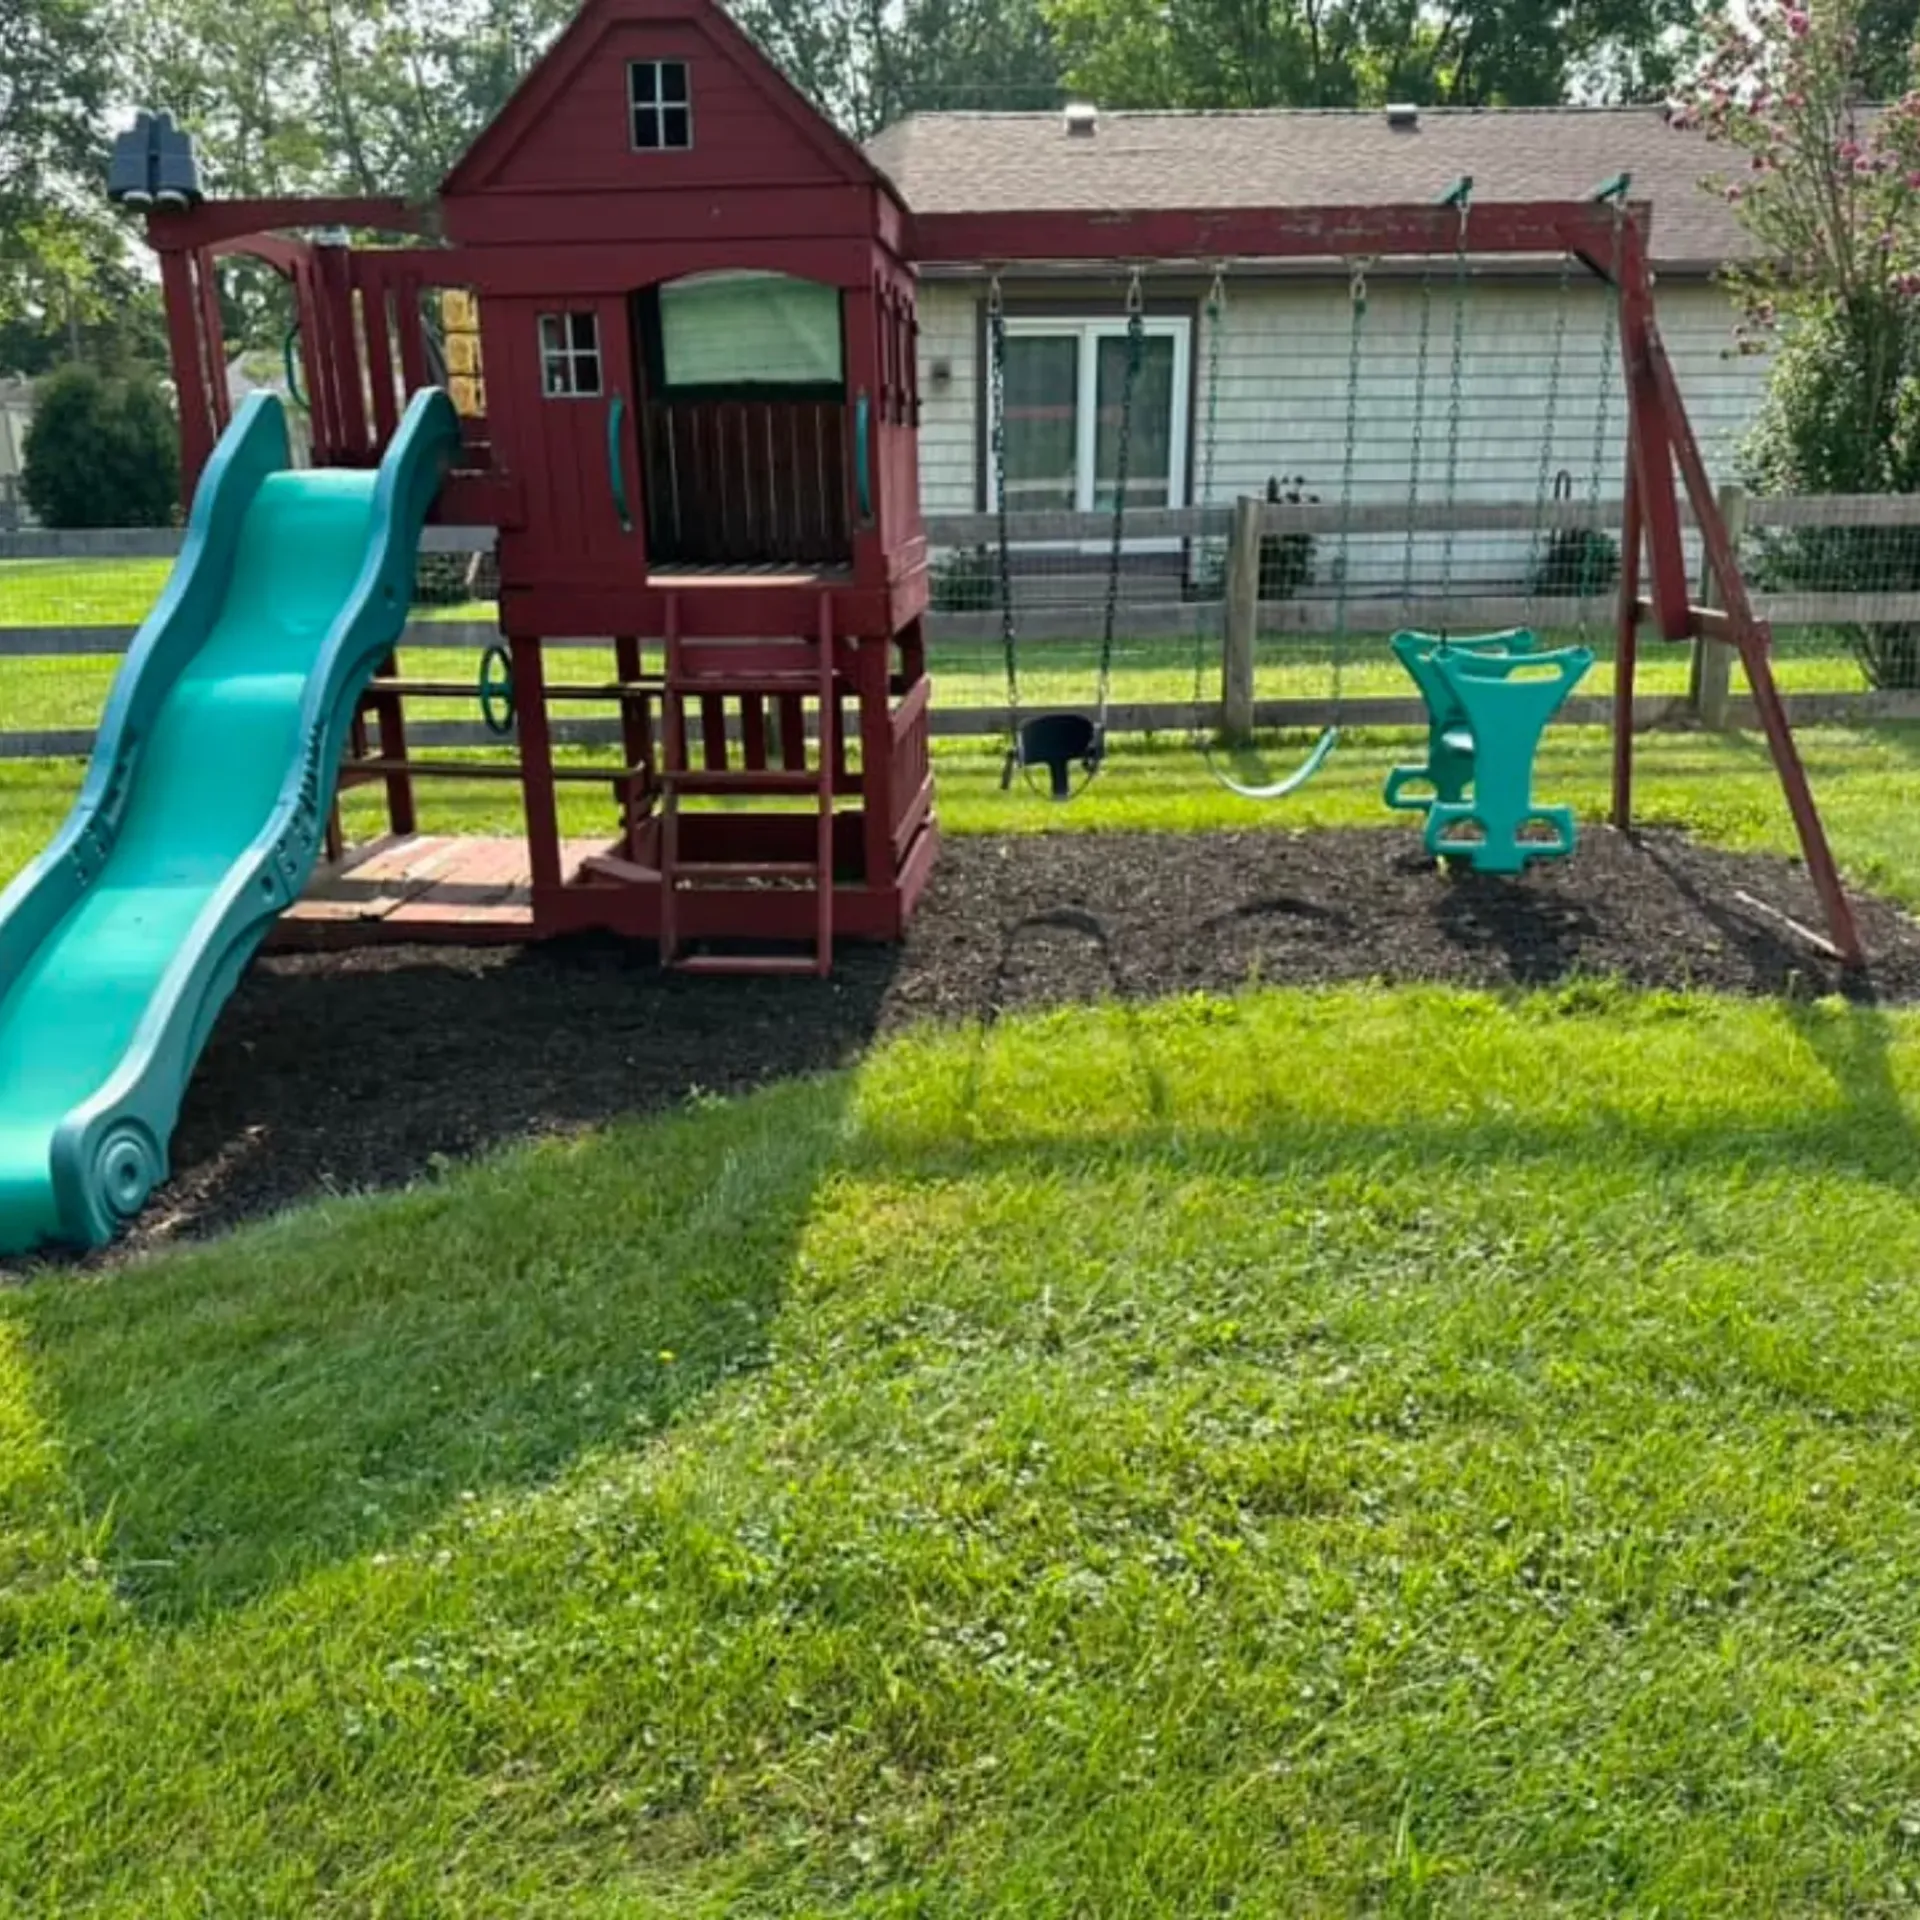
(13, 826), (1920, 1271)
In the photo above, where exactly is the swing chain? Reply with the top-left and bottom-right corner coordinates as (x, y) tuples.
(1097, 271), (1146, 733)
(1438, 189), (1472, 613)
(987, 273), (1019, 750)
(1192, 269), (1227, 742)
(1403, 268), (1433, 613)
(1527, 249), (1575, 624)
(1333, 257), (1371, 685)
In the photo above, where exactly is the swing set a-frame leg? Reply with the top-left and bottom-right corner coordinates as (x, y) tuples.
(1618, 268), (1865, 970)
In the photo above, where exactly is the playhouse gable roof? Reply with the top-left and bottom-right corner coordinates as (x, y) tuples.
(441, 0), (890, 202)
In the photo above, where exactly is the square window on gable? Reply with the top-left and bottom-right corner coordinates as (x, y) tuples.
(630, 61), (692, 150)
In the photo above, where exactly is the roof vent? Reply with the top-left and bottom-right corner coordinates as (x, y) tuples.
(1386, 102), (1420, 130)
(1064, 102), (1098, 137)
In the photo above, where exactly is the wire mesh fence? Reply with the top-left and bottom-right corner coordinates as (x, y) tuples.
(914, 266), (1920, 719)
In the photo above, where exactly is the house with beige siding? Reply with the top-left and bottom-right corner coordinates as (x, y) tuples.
(866, 105), (1759, 599)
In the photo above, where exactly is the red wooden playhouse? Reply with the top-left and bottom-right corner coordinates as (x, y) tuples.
(129, 0), (1866, 970)
(141, 0), (934, 975)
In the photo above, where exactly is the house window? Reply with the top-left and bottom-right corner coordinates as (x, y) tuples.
(539, 312), (602, 397)
(995, 316), (1189, 514)
(630, 61), (692, 151)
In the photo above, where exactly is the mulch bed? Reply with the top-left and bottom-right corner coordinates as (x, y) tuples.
(14, 826), (1920, 1270)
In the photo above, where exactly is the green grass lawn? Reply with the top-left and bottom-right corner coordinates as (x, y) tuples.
(7, 987), (1920, 1912)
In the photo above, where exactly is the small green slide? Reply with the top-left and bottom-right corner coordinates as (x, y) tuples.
(0, 388), (459, 1256)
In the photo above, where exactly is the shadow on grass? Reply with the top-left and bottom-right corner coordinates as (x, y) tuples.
(1788, 999), (1920, 1175)
(863, 1080), (1920, 1208)
(4, 943), (900, 1623)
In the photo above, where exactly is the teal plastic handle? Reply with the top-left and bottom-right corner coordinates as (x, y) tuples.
(607, 390), (633, 533)
(855, 389), (872, 521)
(478, 642), (516, 736)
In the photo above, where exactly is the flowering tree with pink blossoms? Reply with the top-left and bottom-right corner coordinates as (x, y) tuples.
(1681, 0), (1920, 684)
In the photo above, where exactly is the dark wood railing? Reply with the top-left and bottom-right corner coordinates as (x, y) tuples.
(641, 398), (850, 567)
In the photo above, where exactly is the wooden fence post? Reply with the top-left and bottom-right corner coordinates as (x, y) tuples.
(1689, 482), (1747, 730)
(1222, 494), (1260, 744)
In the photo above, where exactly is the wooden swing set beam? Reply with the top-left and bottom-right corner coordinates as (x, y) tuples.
(912, 200), (1650, 270)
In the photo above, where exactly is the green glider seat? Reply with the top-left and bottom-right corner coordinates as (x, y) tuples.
(1421, 643), (1594, 874)
(1383, 628), (1538, 815)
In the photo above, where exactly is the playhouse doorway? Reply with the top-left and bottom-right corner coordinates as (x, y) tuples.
(635, 271), (853, 571)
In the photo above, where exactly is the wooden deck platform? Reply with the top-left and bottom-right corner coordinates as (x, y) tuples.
(274, 812), (940, 952)
(277, 834), (608, 944)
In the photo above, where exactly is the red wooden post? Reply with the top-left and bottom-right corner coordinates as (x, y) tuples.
(359, 266), (400, 447)
(1741, 635), (1864, 965)
(511, 635), (563, 893)
(291, 254), (338, 461)
(397, 273), (432, 396)
(1611, 460), (1643, 832)
(159, 248), (215, 503)
(1617, 234), (1690, 643)
(1647, 337), (1865, 964)
(612, 632), (652, 856)
(370, 652), (417, 836)
(701, 693), (729, 770)
(316, 245), (370, 461)
(193, 248), (231, 435)
(740, 694), (768, 770)
(779, 694), (807, 770)
(857, 634), (895, 887)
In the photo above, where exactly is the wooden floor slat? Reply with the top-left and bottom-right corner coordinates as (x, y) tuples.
(287, 836), (611, 929)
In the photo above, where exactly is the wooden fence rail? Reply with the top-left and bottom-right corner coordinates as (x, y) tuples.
(4, 491), (1919, 765)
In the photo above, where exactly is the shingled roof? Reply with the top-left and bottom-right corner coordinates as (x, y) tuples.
(866, 106), (1746, 271)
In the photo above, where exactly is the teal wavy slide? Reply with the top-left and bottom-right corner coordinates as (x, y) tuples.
(0, 388), (459, 1256)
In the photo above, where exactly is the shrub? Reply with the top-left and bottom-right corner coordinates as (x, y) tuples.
(1529, 526), (1621, 601)
(1739, 298), (1920, 688)
(22, 364), (179, 529)
(930, 543), (997, 613)
(1684, 0), (1920, 687)
(1257, 474), (1317, 601)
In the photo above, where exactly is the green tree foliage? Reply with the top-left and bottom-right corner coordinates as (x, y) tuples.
(22, 364), (181, 529)
(0, 0), (128, 351)
(1686, 0), (1920, 687)
(1857, 0), (1920, 98)
(114, 0), (581, 202)
(1042, 0), (1695, 111)
(695, 0), (1064, 136)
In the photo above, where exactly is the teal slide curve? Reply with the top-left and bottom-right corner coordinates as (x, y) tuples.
(0, 388), (460, 1256)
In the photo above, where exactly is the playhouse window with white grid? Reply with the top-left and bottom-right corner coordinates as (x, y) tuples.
(538, 312), (602, 397)
(629, 61), (692, 150)
(995, 316), (1189, 513)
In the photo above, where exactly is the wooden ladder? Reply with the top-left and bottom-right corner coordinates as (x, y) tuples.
(658, 592), (837, 978)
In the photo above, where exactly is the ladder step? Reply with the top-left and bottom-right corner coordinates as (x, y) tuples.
(675, 860), (820, 882)
(666, 769), (822, 796)
(674, 953), (825, 978)
(579, 853), (663, 884)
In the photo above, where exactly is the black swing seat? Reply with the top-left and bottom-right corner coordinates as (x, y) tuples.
(1006, 712), (1105, 801)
